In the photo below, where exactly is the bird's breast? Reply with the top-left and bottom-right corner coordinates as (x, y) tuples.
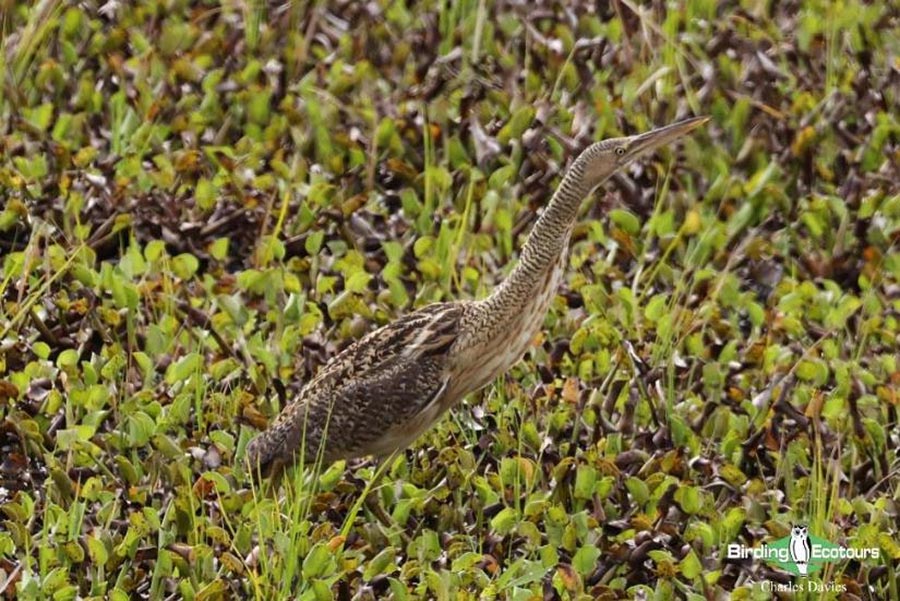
(450, 258), (566, 398)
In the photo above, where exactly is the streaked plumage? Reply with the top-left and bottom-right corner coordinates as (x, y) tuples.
(245, 116), (708, 478)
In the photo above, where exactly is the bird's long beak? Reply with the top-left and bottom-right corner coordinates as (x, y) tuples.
(624, 116), (710, 161)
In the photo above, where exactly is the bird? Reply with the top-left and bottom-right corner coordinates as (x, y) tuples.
(789, 524), (811, 576)
(244, 115), (709, 479)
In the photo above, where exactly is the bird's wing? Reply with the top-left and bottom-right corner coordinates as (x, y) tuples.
(311, 344), (451, 459)
(315, 300), (463, 385)
(247, 302), (465, 472)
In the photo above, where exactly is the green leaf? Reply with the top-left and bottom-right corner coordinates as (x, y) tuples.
(144, 240), (167, 262)
(247, 89), (272, 125)
(102, 268), (139, 311)
(33, 341), (51, 360)
(25, 103), (54, 131)
(375, 117), (396, 147)
(721, 508), (745, 541)
(302, 542), (334, 579)
(490, 507), (519, 535)
(13, 154), (48, 179)
(451, 551), (483, 573)
(362, 547), (396, 580)
(310, 579), (332, 601)
(196, 178), (216, 210)
(413, 236), (433, 258)
(126, 411), (156, 447)
(488, 164), (516, 190)
(52, 585), (78, 601)
(497, 106), (535, 144)
(61, 7), (82, 36)
(863, 417), (886, 450)
(166, 352), (203, 385)
(572, 544), (601, 576)
(172, 254), (199, 279)
(674, 486), (702, 514)
(625, 477), (650, 506)
(684, 521), (715, 549)
(115, 456), (140, 485)
(609, 209), (641, 235)
(681, 549), (703, 579)
(387, 578), (409, 601)
(195, 580), (227, 601)
(573, 465), (597, 500)
(201, 472), (231, 494)
(55, 429), (79, 451)
(345, 271), (372, 293)
(87, 536), (109, 566)
(744, 161), (778, 198)
(796, 359), (828, 385)
(317, 461), (345, 491)
(209, 238), (229, 261)
(306, 230), (325, 254)
(644, 294), (668, 322)
(57, 349), (79, 369)
(718, 464), (747, 487)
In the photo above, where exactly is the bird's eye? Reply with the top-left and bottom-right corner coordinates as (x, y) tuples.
(615, 147), (626, 156)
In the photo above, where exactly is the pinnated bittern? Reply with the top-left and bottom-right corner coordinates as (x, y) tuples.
(245, 116), (708, 478)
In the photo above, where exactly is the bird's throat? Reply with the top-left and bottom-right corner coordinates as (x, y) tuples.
(453, 162), (593, 395)
(456, 245), (569, 395)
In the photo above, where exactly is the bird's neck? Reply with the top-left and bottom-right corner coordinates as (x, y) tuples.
(484, 159), (593, 315)
(449, 166), (592, 394)
(450, 154), (603, 392)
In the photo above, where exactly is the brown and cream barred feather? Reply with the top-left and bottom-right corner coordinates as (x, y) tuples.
(244, 116), (708, 479)
(244, 302), (468, 477)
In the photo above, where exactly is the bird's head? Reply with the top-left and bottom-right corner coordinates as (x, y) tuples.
(576, 116), (709, 191)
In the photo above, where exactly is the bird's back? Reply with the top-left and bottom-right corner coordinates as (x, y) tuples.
(245, 301), (467, 474)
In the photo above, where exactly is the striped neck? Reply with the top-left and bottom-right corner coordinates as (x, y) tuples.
(485, 154), (595, 312)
